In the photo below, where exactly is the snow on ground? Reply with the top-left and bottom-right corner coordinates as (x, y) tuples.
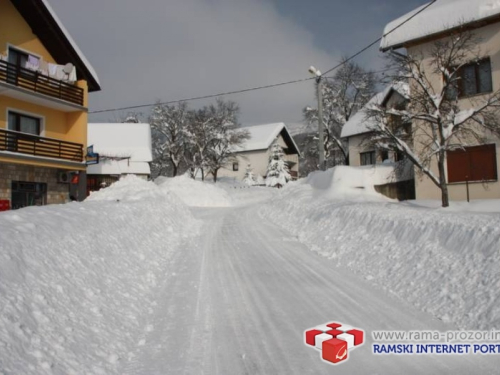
(259, 167), (500, 330)
(0, 176), (199, 375)
(155, 175), (232, 207)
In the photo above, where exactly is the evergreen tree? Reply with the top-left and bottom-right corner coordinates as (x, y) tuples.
(266, 139), (291, 188)
(242, 164), (256, 186)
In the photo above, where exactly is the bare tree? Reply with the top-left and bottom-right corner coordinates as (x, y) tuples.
(304, 59), (376, 167)
(205, 100), (249, 182)
(185, 98), (247, 182)
(368, 30), (500, 207)
(150, 102), (189, 177)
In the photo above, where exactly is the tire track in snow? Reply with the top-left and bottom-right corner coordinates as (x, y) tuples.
(121, 204), (500, 374)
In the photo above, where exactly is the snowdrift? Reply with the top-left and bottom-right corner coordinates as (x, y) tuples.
(155, 175), (232, 207)
(0, 176), (199, 374)
(303, 165), (398, 199)
(260, 167), (500, 330)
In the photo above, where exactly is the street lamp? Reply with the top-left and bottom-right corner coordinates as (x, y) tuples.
(309, 66), (325, 170)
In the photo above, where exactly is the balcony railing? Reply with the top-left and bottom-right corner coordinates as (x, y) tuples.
(0, 60), (84, 106)
(0, 128), (83, 162)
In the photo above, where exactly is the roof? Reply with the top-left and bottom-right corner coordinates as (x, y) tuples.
(88, 123), (153, 162)
(11, 0), (101, 92)
(87, 160), (151, 176)
(341, 83), (409, 138)
(380, 0), (500, 51)
(239, 123), (301, 155)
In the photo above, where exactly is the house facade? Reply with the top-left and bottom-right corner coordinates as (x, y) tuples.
(0, 0), (100, 209)
(341, 83), (415, 200)
(341, 83), (409, 167)
(217, 123), (300, 182)
(86, 123), (152, 194)
(380, 0), (500, 201)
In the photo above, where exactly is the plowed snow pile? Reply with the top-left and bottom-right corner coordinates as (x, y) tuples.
(260, 167), (500, 329)
(155, 175), (232, 207)
(0, 176), (199, 375)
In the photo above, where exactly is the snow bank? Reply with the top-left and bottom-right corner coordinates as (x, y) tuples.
(302, 165), (399, 200)
(260, 169), (500, 330)
(0, 177), (198, 374)
(87, 174), (166, 202)
(155, 175), (232, 207)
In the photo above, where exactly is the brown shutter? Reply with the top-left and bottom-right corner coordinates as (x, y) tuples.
(447, 144), (497, 183)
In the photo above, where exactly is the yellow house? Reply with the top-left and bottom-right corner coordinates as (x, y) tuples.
(380, 0), (500, 201)
(0, 0), (100, 209)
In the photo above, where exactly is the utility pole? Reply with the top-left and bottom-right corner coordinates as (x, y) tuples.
(309, 66), (325, 171)
(316, 75), (325, 170)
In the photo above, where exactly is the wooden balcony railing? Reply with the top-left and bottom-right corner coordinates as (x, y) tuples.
(0, 60), (84, 106)
(0, 128), (83, 162)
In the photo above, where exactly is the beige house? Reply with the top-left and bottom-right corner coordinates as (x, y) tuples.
(380, 0), (500, 201)
(217, 123), (300, 182)
(341, 83), (409, 167)
(341, 83), (415, 200)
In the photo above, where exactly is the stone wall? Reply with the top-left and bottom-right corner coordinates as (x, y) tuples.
(0, 162), (69, 205)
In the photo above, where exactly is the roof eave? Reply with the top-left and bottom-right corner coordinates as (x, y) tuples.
(11, 0), (101, 92)
(380, 13), (500, 52)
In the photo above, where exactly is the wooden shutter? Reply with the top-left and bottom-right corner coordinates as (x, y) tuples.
(447, 144), (497, 183)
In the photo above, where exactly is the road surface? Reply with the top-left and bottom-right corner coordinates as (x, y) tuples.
(121, 202), (500, 374)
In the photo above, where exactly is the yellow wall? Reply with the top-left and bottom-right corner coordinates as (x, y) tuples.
(0, 0), (89, 169)
(0, 0), (56, 62)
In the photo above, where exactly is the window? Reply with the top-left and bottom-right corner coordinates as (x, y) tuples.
(233, 162), (239, 171)
(448, 59), (493, 98)
(360, 151), (376, 166)
(8, 48), (29, 68)
(380, 150), (389, 162)
(8, 112), (41, 135)
(447, 144), (497, 183)
(11, 181), (47, 209)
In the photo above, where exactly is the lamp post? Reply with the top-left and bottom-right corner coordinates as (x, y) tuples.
(309, 66), (325, 170)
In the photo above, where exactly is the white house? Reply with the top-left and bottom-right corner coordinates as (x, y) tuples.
(217, 122), (301, 182)
(86, 123), (152, 193)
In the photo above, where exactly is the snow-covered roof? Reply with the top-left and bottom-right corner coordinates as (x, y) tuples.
(380, 0), (500, 51)
(239, 123), (300, 155)
(87, 160), (151, 175)
(88, 123), (153, 162)
(341, 82), (409, 138)
(41, 0), (100, 88)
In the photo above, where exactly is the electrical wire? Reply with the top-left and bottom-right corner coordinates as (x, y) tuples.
(89, 0), (437, 115)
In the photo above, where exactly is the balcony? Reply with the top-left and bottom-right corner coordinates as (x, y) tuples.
(0, 128), (83, 163)
(0, 60), (84, 110)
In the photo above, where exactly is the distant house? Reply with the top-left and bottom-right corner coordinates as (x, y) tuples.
(217, 123), (301, 182)
(86, 123), (152, 194)
(341, 83), (415, 200)
(380, 0), (500, 201)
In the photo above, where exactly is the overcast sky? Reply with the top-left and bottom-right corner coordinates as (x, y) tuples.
(48, 0), (428, 126)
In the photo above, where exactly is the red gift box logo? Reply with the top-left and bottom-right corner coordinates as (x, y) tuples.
(304, 321), (364, 365)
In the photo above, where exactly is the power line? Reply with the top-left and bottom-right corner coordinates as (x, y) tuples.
(89, 76), (315, 114)
(89, 1), (436, 115)
(321, 0), (437, 76)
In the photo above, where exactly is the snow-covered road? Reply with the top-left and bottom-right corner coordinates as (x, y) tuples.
(121, 203), (500, 375)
